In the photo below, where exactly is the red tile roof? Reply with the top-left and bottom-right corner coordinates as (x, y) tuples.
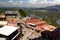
(26, 18), (47, 25)
(0, 15), (5, 18)
(25, 18), (56, 32)
(25, 18), (60, 38)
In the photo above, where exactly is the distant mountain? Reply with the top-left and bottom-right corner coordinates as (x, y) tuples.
(23, 5), (60, 11)
(45, 5), (60, 10)
(0, 5), (60, 11)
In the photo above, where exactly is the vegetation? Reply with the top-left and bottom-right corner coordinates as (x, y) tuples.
(24, 10), (60, 28)
(0, 9), (6, 14)
(42, 15), (58, 27)
(0, 8), (60, 27)
(18, 9), (26, 18)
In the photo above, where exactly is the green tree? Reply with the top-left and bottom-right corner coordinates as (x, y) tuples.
(18, 9), (26, 18)
(0, 9), (6, 14)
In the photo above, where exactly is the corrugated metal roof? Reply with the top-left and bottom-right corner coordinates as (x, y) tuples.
(5, 11), (19, 14)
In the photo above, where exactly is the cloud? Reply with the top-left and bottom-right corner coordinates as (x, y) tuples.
(28, 0), (60, 5)
(0, 0), (60, 8)
(9, 0), (13, 3)
(28, 0), (38, 4)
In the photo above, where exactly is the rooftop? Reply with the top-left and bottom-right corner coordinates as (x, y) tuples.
(25, 18), (56, 32)
(5, 11), (19, 14)
(0, 15), (5, 18)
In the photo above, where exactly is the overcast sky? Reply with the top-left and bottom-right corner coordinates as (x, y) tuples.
(0, 0), (60, 8)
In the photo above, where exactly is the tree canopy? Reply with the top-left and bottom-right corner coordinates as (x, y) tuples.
(18, 9), (26, 18)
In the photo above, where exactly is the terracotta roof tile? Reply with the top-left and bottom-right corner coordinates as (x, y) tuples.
(0, 15), (5, 18)
(25, 18), (56, 32)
